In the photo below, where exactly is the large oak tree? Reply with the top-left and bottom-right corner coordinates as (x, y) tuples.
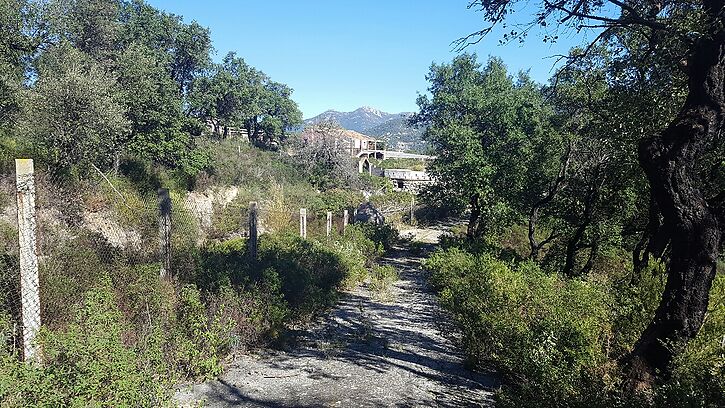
(462, 0), (725, 388)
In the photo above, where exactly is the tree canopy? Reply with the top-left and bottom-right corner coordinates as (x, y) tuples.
(453, 0), (725, 390)
(0, 0), (302, 176)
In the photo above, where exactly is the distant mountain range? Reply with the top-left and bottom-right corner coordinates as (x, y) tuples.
(304, 107), (427, 152)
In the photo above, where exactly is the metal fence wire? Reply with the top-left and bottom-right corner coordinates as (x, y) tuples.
(0, 159), (355, 362)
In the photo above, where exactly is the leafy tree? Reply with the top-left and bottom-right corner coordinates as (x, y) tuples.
(116, 42), (206, 173)
(413, 55), (560, 238)
(0, 0), (34, 126)
(189, 52), (301, 145)
(118, 0), (212, 97)
(22, 42), (129, 174)
(63, 0), (121, 62)
(461, 0), (725, 387)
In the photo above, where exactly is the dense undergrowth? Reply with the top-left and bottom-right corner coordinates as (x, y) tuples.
(425, 233), (725, 408)
(0, 136), (404, 406)
(0, 223), (393, 406)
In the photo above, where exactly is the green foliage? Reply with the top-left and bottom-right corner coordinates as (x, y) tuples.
(425, 244), (725, 407)
(0, 284), (168, 407)
(413, 55), (563, 237)
(188, 52), (302, 145)
(22, 41), (130, 174)
(347, 222), (398, 251)
(256, 234), (347, 319)
(368, 264), (398, 298)
(426, 247), (611, 406)
(172, 284), (232, 378)
(196, 229), (383, 325)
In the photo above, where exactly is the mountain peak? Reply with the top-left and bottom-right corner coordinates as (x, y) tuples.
(305, 107), (396, 133)
(357, 106), (383, 116)
(303, 106), (428, 153)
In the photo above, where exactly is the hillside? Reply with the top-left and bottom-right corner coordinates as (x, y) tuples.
(305, 106), (399, 132)
(363, 113), (427, 152)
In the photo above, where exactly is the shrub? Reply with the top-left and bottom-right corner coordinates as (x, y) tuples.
(425, 243), (725, 408)
(172, 284), (233, 378)
(196, 232), (370, 323)
(0, 283), (168, 407)
(257, 233), (347, 319)
(347, 223), (398, 251)
(369, 264), (399, 299)
(425, 248), (613, 407)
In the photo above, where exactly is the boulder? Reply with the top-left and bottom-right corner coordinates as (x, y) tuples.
(354, 202), (385, 226)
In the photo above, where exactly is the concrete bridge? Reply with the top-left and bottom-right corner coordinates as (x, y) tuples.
(356, 150), (435, 160)
(357, 150), (435, 175)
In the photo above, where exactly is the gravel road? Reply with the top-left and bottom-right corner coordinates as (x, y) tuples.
(175, 242), (496, 407)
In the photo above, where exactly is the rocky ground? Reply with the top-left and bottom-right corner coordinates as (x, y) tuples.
(175, 229), (496, 407)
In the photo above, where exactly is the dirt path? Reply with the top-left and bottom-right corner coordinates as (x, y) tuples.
(175, 242), (496, 407)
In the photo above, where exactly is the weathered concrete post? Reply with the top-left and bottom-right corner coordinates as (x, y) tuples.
(326, 211), (332, 237)
(248, 201), (258, 261)
(158, 188), (171, 279)
(15, 159), (40, 362)
(343, 209), (349, 231)
(299, 208), (307, 239)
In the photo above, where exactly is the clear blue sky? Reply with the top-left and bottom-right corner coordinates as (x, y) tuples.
(147, 0), (593, 118)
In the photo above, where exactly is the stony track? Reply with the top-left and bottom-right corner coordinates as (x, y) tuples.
(175, 242), (496, 407)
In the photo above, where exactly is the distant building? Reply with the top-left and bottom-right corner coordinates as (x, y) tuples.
(300, 125), (383, 157)
(384, 169), (433, 192)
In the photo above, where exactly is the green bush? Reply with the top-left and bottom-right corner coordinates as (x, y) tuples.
(425, 247), (613, 407)
(256, 233), (347, 319)
(0, 284), (169, 407)
(196, 231), (377, 324)
(369, 264), (399, 298)
(172, 284), (233, 378)
(347, 223), (398, 251)
(425, 245), (725, 408)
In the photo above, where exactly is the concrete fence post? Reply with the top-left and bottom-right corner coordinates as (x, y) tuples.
(299, 208), (307, 239)
(158, 188), (171, 279)
(326, 211), (332, 237)
(15, 159), (40, 362)
(248, 201), (258, 261)
(343, 209), (349, 231)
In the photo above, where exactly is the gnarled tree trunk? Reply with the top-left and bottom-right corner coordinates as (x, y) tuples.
(467, 193), (483, 238)
(628, 25), (725, 389)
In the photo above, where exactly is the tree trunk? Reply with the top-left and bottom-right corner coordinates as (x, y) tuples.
(633, 193), (671, 274)
(628, 27), (725, 389)
(562, 221), (588, 277)
(529, 142), (571, 260)
(467, 194), (482, 239)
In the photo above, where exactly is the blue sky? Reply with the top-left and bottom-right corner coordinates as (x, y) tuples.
(147, 1), (593, 118)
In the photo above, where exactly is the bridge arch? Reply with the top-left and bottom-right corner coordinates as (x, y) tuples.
(358, 157), (371, 174)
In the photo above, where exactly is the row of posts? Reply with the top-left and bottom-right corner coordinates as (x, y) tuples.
(158, 196), (354, 278)
(298, 208), (350, 239)
(13, 158), (357, 362)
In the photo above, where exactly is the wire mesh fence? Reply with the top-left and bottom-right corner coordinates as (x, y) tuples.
(0, 159), (358, 362)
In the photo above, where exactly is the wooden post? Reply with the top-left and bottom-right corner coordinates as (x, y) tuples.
(248, 201), (258, 261)
(343, 209), (349, 231)
(16, 159), (40, 362)
(158, 188), (171, 279)
(326, 211), (332, 237)
(299, 208), (307, 239)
